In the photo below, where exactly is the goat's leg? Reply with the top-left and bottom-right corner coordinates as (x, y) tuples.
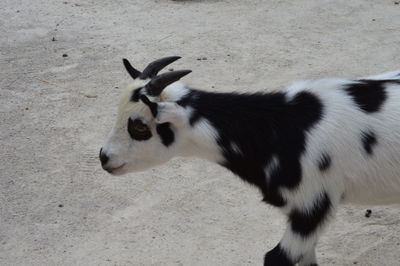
(264, 191), (338, 266)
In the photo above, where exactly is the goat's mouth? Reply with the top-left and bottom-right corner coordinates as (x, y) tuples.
(106, 163), (126, 175)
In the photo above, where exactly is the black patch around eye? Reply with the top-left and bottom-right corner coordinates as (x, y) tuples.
(128, 118), (152, 140)
(156, 123), (175, 147)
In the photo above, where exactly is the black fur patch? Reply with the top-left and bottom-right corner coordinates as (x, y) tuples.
(361, 130), (377, 155)
(305, 264), (318, 266)
(317, 153), (331, 171)
(262, 192), (286, 207)
(178, 90), (323, 207)
(156, 123), (175, 147)
(264, 244), (294, 266)
(140, 95), (158, 117)
(289, 192), (332, 237)
(345, 80), (391, 113)
(130, 88), (143, 102)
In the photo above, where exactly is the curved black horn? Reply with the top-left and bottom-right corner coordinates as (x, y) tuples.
(140, 56), (181, 79)
(123, 58), (141, 79)
(145, 70), (192, 96)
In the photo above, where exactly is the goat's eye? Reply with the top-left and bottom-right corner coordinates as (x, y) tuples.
(134, 123), (148, 132)
(127, 118), (152, 141)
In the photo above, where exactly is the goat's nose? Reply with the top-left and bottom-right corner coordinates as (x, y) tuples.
(99, 148), (109, 166)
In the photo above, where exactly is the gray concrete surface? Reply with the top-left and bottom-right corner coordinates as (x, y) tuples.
(1, 0), (400, 265)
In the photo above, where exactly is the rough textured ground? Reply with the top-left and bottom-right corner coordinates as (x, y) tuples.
(1, 0), (400, 265)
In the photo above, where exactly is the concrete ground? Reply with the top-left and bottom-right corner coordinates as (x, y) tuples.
(1, 0), (400, 265)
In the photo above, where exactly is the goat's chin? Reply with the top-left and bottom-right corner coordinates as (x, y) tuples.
(116, 163), (157, 175)
(108, 170), (127, 176)
(109, 159), (170, 176)
(107, 168), (127, 176)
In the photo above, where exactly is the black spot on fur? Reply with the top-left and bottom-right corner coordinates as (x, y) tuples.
(344, 80), (395, 113)
(361, 130), (377, 155)
(130, 88), (143, 102)
(156, 123), (175, 147)
(178, 89), (323, 207)
(289, 192), (332, 237)
(305, 264), (318, 266)
(317, 153), (331, 171)
(264, 244), (294, 266)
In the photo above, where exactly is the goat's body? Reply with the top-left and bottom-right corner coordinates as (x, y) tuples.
(163, 71), (400, 205)
(287, 74), (400, 206)
(288, 77), (400, 204)
(102, 58), (400, 266)
(159, 71), (400, 265)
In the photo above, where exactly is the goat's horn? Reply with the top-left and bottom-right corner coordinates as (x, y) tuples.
(123, 58), (141, 79)
(140, 56), (181, 79)
(145, 70), (192, 96)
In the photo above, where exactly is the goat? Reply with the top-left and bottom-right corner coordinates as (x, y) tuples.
(100, 56), (400, 266)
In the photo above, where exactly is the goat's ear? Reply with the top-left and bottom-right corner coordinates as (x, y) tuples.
(155, 102), (186, 124)
(123, 59), (141, 79)
(140, 95), (185, 124)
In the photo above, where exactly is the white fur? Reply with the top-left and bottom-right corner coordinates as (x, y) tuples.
(180, 118), (223, 162)
(361, 70), (400, 80)
(160, 82), (189, 102)
(289, 77), (400, 205)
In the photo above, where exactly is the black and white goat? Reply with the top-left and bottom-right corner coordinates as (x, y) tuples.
(100, 56), (400, 266)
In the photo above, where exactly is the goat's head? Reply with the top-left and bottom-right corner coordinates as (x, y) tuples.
(100, 56), (191, 175)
